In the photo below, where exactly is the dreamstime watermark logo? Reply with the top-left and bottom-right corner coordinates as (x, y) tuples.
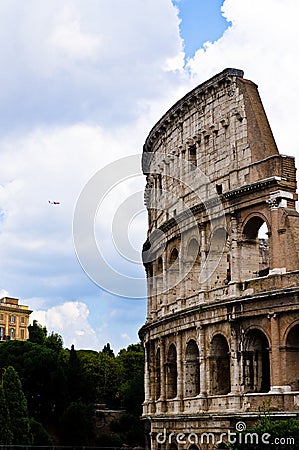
(155, 422), (295, 447)
(73, 153), (226, 299)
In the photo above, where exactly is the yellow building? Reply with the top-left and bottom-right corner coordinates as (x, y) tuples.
(0, 296), (32, 341)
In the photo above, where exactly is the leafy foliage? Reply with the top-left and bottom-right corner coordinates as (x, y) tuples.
(227, 401), (299, 450)
(0, 332), (145, 446)
(29, 418), (52, 445)
(2, 366), (32, 444)
(0, 385), (13, 444)
(28, 319), (47, 344)
(59, 401), (95, 445)
(118, 343), (144, 415)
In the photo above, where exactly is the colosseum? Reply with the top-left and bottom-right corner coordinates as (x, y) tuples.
(139, 68), (299, 449)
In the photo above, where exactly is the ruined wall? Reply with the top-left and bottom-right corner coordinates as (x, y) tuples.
(140, 68), (299, 450)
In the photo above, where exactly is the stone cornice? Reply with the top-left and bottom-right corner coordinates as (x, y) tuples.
(223, 176), (281, 200)
(138, 282), (299, 338)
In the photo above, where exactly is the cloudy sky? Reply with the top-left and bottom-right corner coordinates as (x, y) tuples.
(0, 0), (298, 352)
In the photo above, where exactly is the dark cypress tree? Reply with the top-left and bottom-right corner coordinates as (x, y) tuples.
(2, 366), (32, 444)
(0, 385), (13, 444)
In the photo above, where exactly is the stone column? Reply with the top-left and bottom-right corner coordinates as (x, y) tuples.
(200, 227), (208, 290)
(16, 315), (20, 339)
(198, 326), (207, 395)
(268, 198), (285, 273)
(179, 249), (185, 306)
(230, 326), (240, 394)
(5, 312), (9, 338)
(160, 337), (166, 411)
(144, 341), (150, 404)
(162, 253), (168, 308)
(146, 267), (152, 321)
(230, 212), (240, 282)
(151, 273), (157, 319)
(176, 332), (184, 411)
(270, 313), (282, 390)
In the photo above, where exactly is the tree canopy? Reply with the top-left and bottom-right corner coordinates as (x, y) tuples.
(0, 326), (145, 447)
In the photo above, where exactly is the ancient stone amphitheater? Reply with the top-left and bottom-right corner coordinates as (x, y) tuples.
(139, 68), (299, 449)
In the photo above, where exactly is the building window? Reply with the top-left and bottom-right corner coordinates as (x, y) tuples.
(189, 145), (197, 168)
(10, 315), (15, 323)
(0, 313), (4, 322)
(20, 329), (25, 339)
(10, 328), (15, 339)
(0, 327), (4, 340)
(210, 334), (231, 395)
(21, 316), (25, 324)
(156, 174), (162, 194)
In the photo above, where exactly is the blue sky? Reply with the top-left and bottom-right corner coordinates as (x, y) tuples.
(0, 0), (299, 352)
(173, 0), (229, 59)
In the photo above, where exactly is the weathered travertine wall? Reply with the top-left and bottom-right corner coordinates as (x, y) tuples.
(139, 68), (299, 450)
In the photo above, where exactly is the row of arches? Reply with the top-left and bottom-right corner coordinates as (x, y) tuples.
(153, 323), (299, 400)
(149, 215), (270, 296)
(151, 216), (269, 276)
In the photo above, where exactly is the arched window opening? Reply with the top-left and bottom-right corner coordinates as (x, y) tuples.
(169, 248), (178, 266)
(185, 340), (200, 397)
(242, 217), (269, 279)
(189, 144), (197, 168)
(258, 222), (269, 277)
(243, 329), (270, 393)
(187, 238), (200, 263)
(155, 348), (161, 399)
(210, 334), (230, 395)
(166, 344), (177, 399)
(286, 324), (299, 391)
(156, 257), (163, 275)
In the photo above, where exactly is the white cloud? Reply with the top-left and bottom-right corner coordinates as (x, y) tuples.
(49, 6), (101, 62)
(121, 333), (132, 342)
(0, 121), (151, 302)
(0, 0), (185, 130)
(187, 0), (299, 159)
(31, 301), (101, 350)
(0, 289), (9, 298)
(1, 0), (298, 352)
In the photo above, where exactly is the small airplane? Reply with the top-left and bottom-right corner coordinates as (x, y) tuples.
(48, 200), (61, 205)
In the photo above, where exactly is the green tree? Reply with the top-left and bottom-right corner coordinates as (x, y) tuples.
(59, 401), (95, 445)
(118, 343), (144, 415)
(28, 319), (47, 344)
(67, 344), (87, 402)
(107, 343), (145, 447)
(228, 402), (299, 449)
(45, 331), (64, 353)
(0, 340), (67, 423)
(29, 418), (52, 445)
(2, 366), (32, 444)
(102, 342), (115, 357)
(97, 351), (121, 407)
(0, 385), (13, 444)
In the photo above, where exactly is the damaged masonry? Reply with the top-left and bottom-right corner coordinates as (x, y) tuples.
(139, 68), (299, 449)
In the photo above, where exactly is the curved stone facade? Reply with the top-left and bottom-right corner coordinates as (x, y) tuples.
(139, 69), (299, 449)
